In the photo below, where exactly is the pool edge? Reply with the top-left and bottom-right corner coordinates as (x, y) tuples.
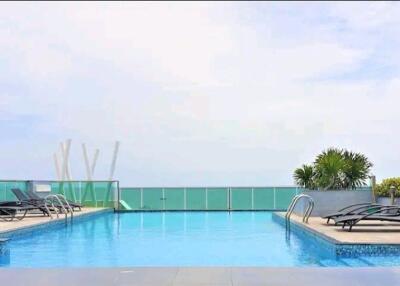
(0, 208), (113, 240)
(272, 212), (400, 257)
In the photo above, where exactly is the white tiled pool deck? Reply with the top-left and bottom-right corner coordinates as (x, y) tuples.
(0, 208), (107, 235)
(278, 212), (400, 244)
(0, 267), (399, 286)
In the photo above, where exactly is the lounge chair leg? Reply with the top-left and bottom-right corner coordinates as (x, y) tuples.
(348, 221), (356, 232)
(16, 210), (28, 221)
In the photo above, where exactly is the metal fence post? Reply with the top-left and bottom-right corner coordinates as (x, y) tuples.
(184, 187), (187, 210)
(162, 188), (165, 210)
(205, 187), (208, 210)
(251, 187), (254, 210)
(140, 188), (143, 209)
(228, 187), (231, 210)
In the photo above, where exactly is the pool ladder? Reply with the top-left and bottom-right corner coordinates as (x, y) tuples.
(44, 194), (74, 223)
(285, 194), (314, 231)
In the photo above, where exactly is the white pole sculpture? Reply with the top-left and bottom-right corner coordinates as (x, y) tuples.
(65, 141), (73, 180)
(82, 144), (100, 181)
(91, 149), (100, 177)
(108, 141), (120, 181)
(82, 143), (92, 181)
(60, 139), (72, 181)
(60, 142), (67, 181)
(53, 153), (61, 180)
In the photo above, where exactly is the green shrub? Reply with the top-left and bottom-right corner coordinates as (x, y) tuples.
(375, 177), (400, 197)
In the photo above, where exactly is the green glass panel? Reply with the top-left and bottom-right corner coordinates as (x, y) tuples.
(93, 182), (114, 207)
(142, 188), (163, 210)
(164, 188), (184, 210)
(52, 182), (79, 202)
(120, 188), (141, 210)
(186, 188), (206, 210)
(63, 182), (80, 202)
(0, 182), (5, 202)
(207, 188), (228, 210)
(0, 180), (118, 207)
(51, 182), (61, 195)
(0, 181), (28, 201)
(231, 188), (252, 210)
(253, 187), (274, 209)
(81, 182), (97, 206)
(275, 187), (297, 210)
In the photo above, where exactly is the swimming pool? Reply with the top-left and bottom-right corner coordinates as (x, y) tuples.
(2, 211), (400, 267)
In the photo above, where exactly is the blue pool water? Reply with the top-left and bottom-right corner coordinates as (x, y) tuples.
(2, 211), (400, 267)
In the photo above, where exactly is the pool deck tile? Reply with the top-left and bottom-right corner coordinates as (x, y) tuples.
(1, 267), (400, 286)
(173, 267), (231, 286)
(278, 212), (400, 244)
(0, 207), (108, 235)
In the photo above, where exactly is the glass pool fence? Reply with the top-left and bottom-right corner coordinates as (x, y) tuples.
(0, 180), (119, 208)
(118, 186), (371, 211)
(0, 181), (372, 211)
(119, 187), (304, 211)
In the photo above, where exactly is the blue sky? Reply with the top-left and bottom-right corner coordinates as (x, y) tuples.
(1, 2), (400, 186)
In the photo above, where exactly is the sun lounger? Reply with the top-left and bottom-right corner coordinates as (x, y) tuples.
(333, 206), (400, 231)
(322, 203), (384, 224)
(0, 205), (45, 221)
(10, 189), (51, 215)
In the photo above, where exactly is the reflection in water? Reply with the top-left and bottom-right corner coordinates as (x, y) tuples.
(4, 212), (400, 267)
(0, 243), (10, 266)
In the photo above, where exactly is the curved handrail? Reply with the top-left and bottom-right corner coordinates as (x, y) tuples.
(44, 194), (71, 221)
(55, 194), (73, 217)
(285, 194), (314, 227)
(44, 195), (59, 219)
(303, 199), (314, 223)
(51, 195), (68, 215)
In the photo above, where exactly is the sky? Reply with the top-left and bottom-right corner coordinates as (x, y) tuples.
(0, 2), (400, 186)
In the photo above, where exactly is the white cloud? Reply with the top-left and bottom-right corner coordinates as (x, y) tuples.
(0, 2), (399, 185)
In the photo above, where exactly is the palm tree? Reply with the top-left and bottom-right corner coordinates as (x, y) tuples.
(313, 148), (345, 190)
(293, 164), (315, 189)
(293, 148), (373, 190)
(341, 151), (373, 189)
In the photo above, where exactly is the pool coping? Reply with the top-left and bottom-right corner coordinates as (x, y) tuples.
(0, 266), (400, 286)
(272, 212), (400, 257)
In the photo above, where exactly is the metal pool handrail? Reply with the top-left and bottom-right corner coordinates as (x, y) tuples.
(55, 194), (73, 217)
(44, 195), (59, 219)
(44, 194), (70, 221)
(285, 194), (314, 229)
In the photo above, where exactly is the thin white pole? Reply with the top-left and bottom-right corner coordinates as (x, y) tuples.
(108, 141), (120, 181)
(61, 139), (72, 181)
(53, 153), (61, 180)
(91, 149), (100, 176)
(82, 143), (92, 181)
(65, 141), (72, 181)
(60, 142), (67, 181)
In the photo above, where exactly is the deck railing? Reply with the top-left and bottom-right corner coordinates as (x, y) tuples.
(0, 181), (371, 211)
(0, 180), (119, 208)
(118, 186), (372, 211)
(118, 187), (302, 211)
